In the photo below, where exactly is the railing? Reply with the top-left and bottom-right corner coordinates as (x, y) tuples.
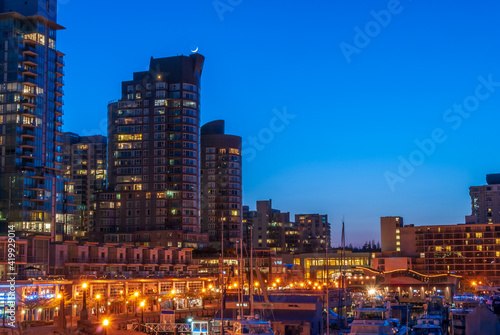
(133, 323), (192, 333)
(23, 77), (37, 85)
(24, 56), (37, 64)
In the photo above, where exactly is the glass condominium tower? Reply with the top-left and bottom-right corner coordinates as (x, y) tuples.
(91, 54), (205, 239)
(0, 0), (76, 240)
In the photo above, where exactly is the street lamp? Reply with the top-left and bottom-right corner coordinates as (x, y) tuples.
(140, 301), (145, 324)
(134, 292), (139, 317)
(57, 290), (66, 331)
(103, 319), (109, 335)
(81, 283), (89, 322)
(96, 294), (101, 321)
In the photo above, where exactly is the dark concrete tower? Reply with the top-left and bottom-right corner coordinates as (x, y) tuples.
(92, 54), (205, 237)
(200, 120), (242, 250)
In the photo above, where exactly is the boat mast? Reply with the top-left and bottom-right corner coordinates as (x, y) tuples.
(239, 237), (244, 318)
(221, 214), (225, 335)
(250, 226), (254, 318)
(341, 220), (346, 328)
(326, 235), (330, 335)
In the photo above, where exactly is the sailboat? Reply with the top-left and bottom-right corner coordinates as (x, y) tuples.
(215, 222), (274, 335)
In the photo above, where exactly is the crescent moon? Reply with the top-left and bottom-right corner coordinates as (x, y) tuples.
(191, 47), (199, 53)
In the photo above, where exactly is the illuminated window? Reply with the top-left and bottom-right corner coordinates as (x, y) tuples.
(435, 246), (442, 252)
(420, 253), (425, 258)
(396, 247), (401, 252)
(396, 241), (400, 246)
(476, 245), (482, 251)
(396, 235), (400, 240)
(395, 229), (400, 234)
(475, 233), (483, 238)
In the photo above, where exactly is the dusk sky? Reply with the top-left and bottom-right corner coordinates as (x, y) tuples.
(58, 0), (500, 246)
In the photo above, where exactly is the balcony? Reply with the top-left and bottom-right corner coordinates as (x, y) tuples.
(56, 57), (65, 66)
(55, 116), (63, 125)
(22, 56), (37, 67)
(55, 67), (65, 76)
(21, 129), (36, 138)
(21, 66), (38, 76)
(20, 140), (35, 148)
(23, 77), (37, 86)
(55, 87), (64, 96)
(21, 99), (36, 108)
(126, 258), (142, 264)
(55, 97), (64, 106)
(68, 257), (88, 263)
(19, 108), (36, 117)
(23, 89), (36, 97)
(22, 45), (38, 56)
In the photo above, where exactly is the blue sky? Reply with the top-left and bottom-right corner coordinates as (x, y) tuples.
(57, 0), (500, 245)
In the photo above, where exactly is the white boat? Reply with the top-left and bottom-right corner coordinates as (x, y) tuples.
(450, 295), (480, 335)
(349, 308), (394, 335)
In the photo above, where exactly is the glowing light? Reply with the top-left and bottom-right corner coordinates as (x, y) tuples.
(103, 319), (109, 326)
(140, 301), (145, 307)
(276, 279), (280, 283)
(171, 289), (176, 294)
(368, 288), (376, 295)
(57, 294), (62, 299)
(38, 309), (42, 312)
(272, 283), (276, 287)
(300, 283), (304, 287)
(96, 294), (101, 299)
(134, 292), (139, 297)
(74, 305), (77, 308)
(120, 290), (123, 294)
(159, 298), (162, 302)
(472, 282), (477, 286)
(82, 283), (88, 289)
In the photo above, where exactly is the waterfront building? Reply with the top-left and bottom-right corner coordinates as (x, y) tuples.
(470, 173), (500, 224)
(378, 216), (500, 285)
(63, 133), (107, 237)
(295, 214), (331, 252)
(0, 0), (77, 241)
(289, 251), (371, 281)
(90, 54), (205, 241)
(200, 120), (242, 251)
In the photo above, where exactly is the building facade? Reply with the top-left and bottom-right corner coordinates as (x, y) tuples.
(379, 216), (500, 285)
(470, 173), (500, 224)
(90, 54), (205, 240)
(295, 214), (331, 252)
(200, 120), (242, 251)
(63, 133), (107, 237)
(0, 0), (77, 241)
